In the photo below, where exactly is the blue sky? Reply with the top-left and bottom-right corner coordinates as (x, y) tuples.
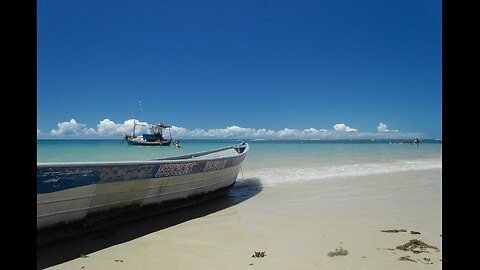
(37, 0), (442, 139)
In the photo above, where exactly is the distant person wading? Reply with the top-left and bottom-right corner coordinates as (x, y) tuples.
(413, 138), (420, 147)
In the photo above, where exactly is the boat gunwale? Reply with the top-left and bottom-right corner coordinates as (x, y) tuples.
(37, 143), (249, 167)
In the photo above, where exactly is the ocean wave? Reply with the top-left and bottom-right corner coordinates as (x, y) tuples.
(240, 160), (442, 186)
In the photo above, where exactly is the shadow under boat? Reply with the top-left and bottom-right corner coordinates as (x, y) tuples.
(37, 178), (262, 269)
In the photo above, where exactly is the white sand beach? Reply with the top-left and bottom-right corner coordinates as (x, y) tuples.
(39, 169), (442, 269)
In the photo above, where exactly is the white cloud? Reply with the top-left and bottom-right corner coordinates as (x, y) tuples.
(41, 118), (421, 139)
(333, 123), (358, 132)
(206, 126), (257, 138)
(277, 128), (300, 138)
(176, 126), (274, 139)
(50, 119), (96, 136)
(377, 122), (398, 132)
(170, 126), (189, 137)
(377, 122), (388, 132)
(97, 119), (149, 136)
(253, 128), (276, 137)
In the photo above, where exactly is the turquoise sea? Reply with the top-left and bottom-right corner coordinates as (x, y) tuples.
(37, 139), (442, 185)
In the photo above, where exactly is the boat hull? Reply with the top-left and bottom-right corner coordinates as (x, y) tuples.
(37, 143), (248, 244)
(125, 136), (172, 146)
(37, 178), (238, 245)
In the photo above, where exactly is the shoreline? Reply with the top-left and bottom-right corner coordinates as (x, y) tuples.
(39, 169), (442, 269)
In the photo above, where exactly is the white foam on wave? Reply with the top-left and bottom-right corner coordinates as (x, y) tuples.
(242, 160), (442, 186)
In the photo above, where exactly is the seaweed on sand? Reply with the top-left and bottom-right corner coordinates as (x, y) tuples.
(252, 251), (266, 258)
(328, 247), (349, 257)
(396, 239), (439, 253)
(399, 256), (416, 263)
(381, 229), (407, 233)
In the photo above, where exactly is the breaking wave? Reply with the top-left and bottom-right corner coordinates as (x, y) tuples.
(240, 159), (442, 186)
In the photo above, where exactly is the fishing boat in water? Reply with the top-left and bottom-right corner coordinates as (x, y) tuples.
(37, 142), (249, 244)
(124, 121), (173, 146)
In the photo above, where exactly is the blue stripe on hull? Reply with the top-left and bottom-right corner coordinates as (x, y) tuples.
(37, 155), (246, 194)
(126, 138), (171, 146)
(37, 166), (101, 194)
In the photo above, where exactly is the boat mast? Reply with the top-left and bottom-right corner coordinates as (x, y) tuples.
(133, 101), (143, 137)
(133, 119), (136, 137)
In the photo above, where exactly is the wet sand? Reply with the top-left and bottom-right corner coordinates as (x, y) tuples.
(38, 169), (442, 269)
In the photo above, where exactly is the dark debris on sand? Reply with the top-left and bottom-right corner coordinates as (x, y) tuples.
(396, 239), (439, 253)
(381, 229), (407, 233)
(399, 255), (417, 263)
(252, 251), (266, 258)
(328, 247), (349, 257)
(423, 257), (434, 264)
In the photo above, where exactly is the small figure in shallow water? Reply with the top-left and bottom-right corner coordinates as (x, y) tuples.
(413, 138), (420, 147)
(174, 140), (181, 148)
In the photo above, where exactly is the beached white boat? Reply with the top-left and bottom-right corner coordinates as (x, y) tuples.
(37, 142), (249, 243)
